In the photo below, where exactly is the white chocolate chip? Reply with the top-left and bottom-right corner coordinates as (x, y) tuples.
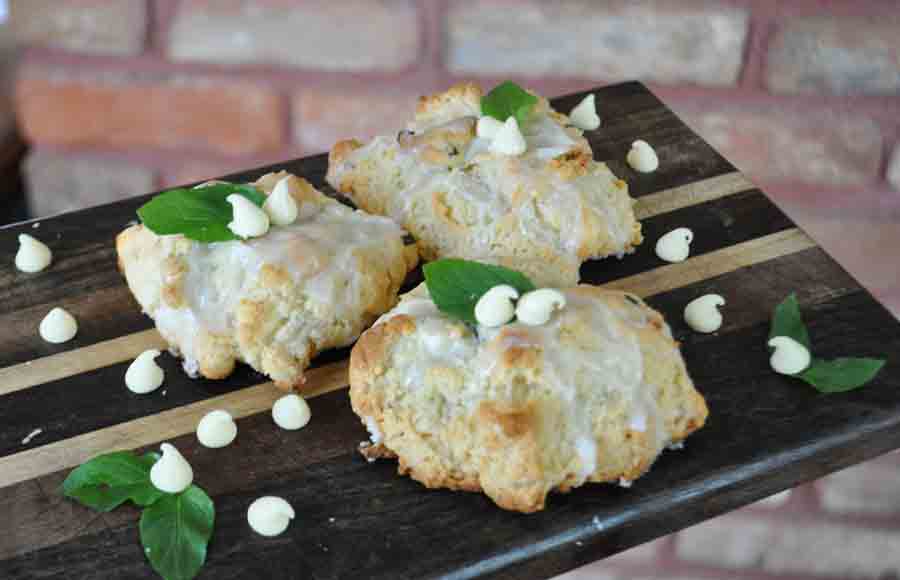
(489, 117), (527, 156)
(515, 288), (567, 326)
(474, 284), (519, 327)
(15, 234), (52, 273)
(476, 116), (504, 140)
(684, 294), (726, 333)
(263, 177), (299, 226)
(768, 336), (811, 375)
(227, 194), (270, 239)
(150, 443), (193, 494)
(39, 307), (78, 344)
(125, 349), (165, 394)
(627, 140), (659, 173)
(569, 94), (600, 130)
(272, 394), (311, 430)
(247, 496), (295, 537)
(655, 227), (694, 263)
(196, 410), (238, 448)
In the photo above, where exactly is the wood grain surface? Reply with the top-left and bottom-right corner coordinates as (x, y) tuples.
(2, 81), (899, 580)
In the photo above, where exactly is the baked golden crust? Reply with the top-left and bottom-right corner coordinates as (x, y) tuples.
(350, 284), (707, 512)
(327, 83), (643, 287)
(116, 172), (418, 388)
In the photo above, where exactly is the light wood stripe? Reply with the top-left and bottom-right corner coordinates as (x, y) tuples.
(634, 171), (754, 220)
(0, 360), (350, 489)
(603, 228), (816, 297)
(0, 171), (752, 396)
(0, 228), (818, 489)
(0, 329), (166, 396)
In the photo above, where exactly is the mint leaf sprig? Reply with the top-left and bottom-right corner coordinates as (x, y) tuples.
(137, 182), (266, 243)
(481, 81), (538, 126)
(769, 293), (886, 393)
(423, 259), (535, 324)
(64, 450), (215, 580)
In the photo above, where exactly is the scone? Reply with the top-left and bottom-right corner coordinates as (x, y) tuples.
(117, 171), (418, 388)
(349, 283), (707, 512)
(327, 82), (642, 287)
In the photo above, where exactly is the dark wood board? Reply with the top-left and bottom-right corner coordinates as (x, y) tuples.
(2, 81), (899, 580)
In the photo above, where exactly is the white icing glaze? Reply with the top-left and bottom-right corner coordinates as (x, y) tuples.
(151, 199), (406, 368)
(374, 286), (678, 488)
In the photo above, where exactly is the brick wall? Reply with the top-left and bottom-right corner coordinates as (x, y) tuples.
(10, 3), (900, 575)
(10, 0), (900, 320)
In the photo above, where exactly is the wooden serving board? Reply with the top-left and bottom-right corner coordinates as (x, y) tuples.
(2, 82), (899, 580)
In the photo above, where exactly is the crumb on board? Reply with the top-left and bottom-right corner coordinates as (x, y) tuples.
(21, 428), (43, 445)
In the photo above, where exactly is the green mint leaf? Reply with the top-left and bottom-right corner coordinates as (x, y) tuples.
(423, 259), (536, 324)
(481, 81), (538, 126)
(63, 451), (164, 512)
(769, 293), (811, 350)
(137, 183), (266, 243)
(798, 357), (886, 393)
(140, 485), (214, 580)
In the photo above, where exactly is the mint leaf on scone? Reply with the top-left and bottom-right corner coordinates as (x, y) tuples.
(137, 183), (265, 243)
(423, 259), (535, 324)
(481, 81), (538, 126)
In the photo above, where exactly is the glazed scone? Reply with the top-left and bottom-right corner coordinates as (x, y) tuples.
(117, 172), (418, 388)
(350, 283), (707, 512)
(327, 82), (642, 287)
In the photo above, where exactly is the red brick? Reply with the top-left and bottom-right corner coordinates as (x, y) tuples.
(676, 104), (882, 187)
(293, 90), (416, 154)
(11, 0), (146, 56)
(678, 515), (900, 576)
(447, 0), (748, 86)
(767, 16), (900, 96)
(818, 460), (900, 515)
(676, 515), (771, 569)
(168, 0), (418, 71)
(16, 69), (285, 156)
(23, 151), (155, 218)
(763, 522), (900, 577)
(775, 207), (900, 319)
(161, 160), (260, 189)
